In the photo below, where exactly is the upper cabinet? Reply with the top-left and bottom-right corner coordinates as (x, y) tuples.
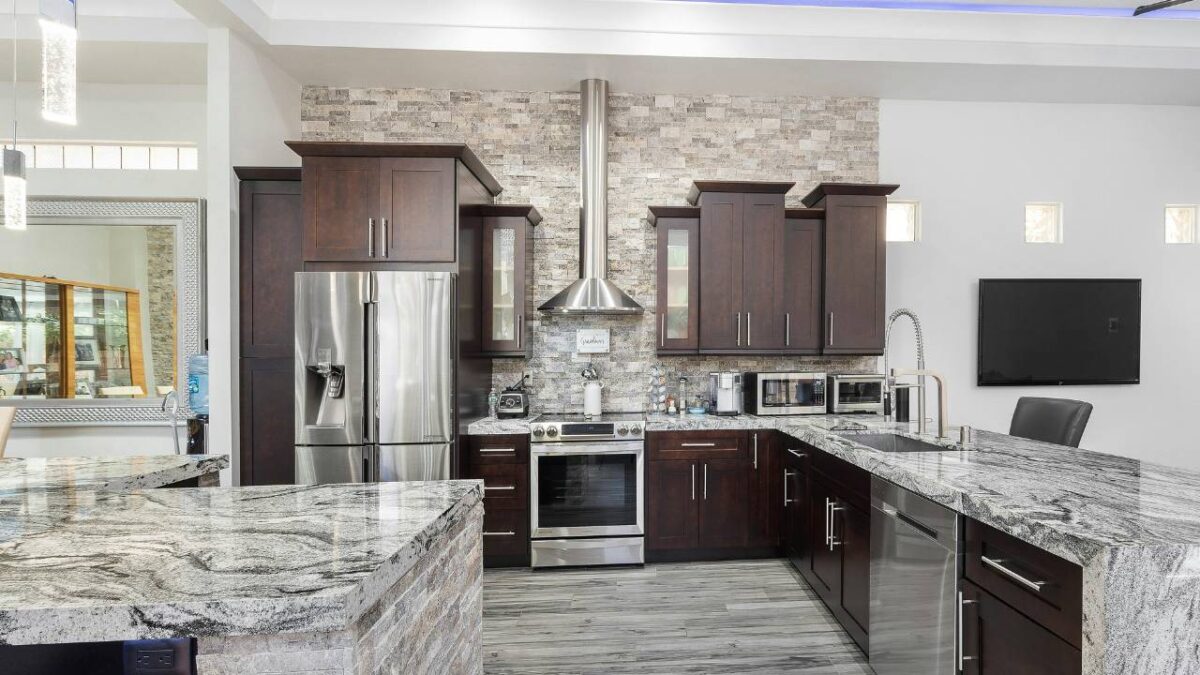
(478, 205), (542, 357)
(653, 181), (897, 357)
(286, 142), (503, 264)
(802, 183), (898, 355)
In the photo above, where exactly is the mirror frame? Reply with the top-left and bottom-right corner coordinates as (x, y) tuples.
(1, 197), (206, 426)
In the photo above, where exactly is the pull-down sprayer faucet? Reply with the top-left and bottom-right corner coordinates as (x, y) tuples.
(883, 308), (927, 428)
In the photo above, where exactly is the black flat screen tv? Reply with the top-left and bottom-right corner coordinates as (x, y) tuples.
(978, 279), (1141, 386)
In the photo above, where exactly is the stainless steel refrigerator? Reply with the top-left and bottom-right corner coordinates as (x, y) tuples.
(294, 271), (455, 484)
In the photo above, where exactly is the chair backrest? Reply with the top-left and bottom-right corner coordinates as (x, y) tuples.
(1009, 397), (1093, 448)
(0, 406), (15, 458)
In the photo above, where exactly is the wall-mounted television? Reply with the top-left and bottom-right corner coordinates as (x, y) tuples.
(978, 279), (1141, 386)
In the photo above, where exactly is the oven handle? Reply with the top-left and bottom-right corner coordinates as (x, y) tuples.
(531, 444), (644, 457)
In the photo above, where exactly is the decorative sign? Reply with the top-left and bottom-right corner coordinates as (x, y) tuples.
(576, 329), (611, 354)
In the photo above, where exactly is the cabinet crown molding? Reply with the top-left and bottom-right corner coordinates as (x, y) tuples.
(800, 183), (899, 207)
(285, 141), (503, 197)
(686, 180), (795, 206)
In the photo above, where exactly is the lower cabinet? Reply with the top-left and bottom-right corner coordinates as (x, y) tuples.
(464, 434), (531, 568)
(782, 448), (810, 572)
(960, 579), (1082, 675)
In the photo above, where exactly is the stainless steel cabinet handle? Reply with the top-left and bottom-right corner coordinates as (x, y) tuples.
(381, 218), (390, 257)
(785, 313), (791, 346)
(826, 498), (845, 551)
(483, 531), (515, 537)
(691, 463), (696, 501)
(680, 442), (716, 448)
(783, 469), (796, 506)
(479, 448), (516, 454)
(788, 449), (807, 459)
(747, 312), (751, 346)
(368, 218), (376, 257)
(736, 313), (742, 347)
(660, 314), (666, 347)
(981, 555), (1046, 592)
(825, 498), (833, 546)
(484, 485), (516, 492)
(703, 463), (708, 500)
(827, 312), (835, 346)
(958, 590), (978, 671)
(753, 433), (758, 470)
(517, 315), (523, 347)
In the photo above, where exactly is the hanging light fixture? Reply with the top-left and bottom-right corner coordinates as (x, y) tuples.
(39, 0), (75, 125)
(5, 0), (28, 231)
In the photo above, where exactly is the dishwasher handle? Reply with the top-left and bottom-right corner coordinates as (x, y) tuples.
(880, 503), (941, 541)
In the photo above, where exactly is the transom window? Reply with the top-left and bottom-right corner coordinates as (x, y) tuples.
(886, 200), (921, 242)
(1165, 205), (1198, 245)
(11, 142), (199, 171)
(1024, 203), (1063, 244)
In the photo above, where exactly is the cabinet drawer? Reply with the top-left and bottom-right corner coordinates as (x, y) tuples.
(648, 430), (747, 461)
(468, 434), (530, 465)
(482, 508), (530, 557)
(961, 579), (1081, 675)
(804, 442), (870, 510)
(964, 519), (1082, 649)
(473, 464), (528, 511)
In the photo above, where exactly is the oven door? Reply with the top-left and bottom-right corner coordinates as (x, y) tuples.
(531, 441), (644, 539)
(834, 378), (885, 411)
(757, 375), (825, 415)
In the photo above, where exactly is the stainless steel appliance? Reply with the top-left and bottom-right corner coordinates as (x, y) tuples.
(870, 477), (959, 675)
(294, 271), (455, 484)
(708, 372), (743, 416)
(743, 372), (827, 415)
(828, 374), (886, 414)
(529, 414), (645, 567)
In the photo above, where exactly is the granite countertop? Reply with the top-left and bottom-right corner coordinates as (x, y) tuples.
(0, 480), (483, 645)
(0, 455), (229, 496)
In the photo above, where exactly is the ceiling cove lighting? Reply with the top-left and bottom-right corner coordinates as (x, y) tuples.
(675, 0), (1200, 19)
(39, 0), (77, 125)
(4, 1), (27, 231)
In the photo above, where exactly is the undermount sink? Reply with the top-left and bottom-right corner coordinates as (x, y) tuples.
(836, 433), (956, 453)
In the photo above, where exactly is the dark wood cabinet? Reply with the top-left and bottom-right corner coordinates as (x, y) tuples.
(747, 431), (781, 549)
(807, 476), (842, 597)
(801, 183), (898, 355)
(960, 579), (1082, 675)
(479, 205), (541, 356)
(646, 459), (700, 551)
(464, 434), (531, 568)
(779, 210), (824, 353)
(236, 167), (304, 486)
(697, 192), (744, 351)
(782, 447), (811, 573)
(741, 194), (785, 350)
(839, 501), (871, 636)
(697, 458), (750, 549)
(648, 207), (700, 353)
(287, 142), (503, 264)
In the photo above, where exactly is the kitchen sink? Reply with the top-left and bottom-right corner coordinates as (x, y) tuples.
(835, 433), (956, 453)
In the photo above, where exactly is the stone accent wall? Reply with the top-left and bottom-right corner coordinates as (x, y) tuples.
(301, 87), (880, 413)
(194, 502), (484, 674)
(145, 226), (176, 391)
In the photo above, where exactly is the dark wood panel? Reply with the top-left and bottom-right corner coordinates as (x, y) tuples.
(698, 458), (750, 549)
(239, 178), (302, 358)
(656, 216), (700, 352)
(234, 166), (301, 181)
(806, 441), (871, 511)
(808, 476), (841, 601)
(823, 194), (887, 354)
(964, 519), (1083, 649)
(303, 156), (380, 262)
(747, 431), (780, 549)
(687, 180), (795, 205)
(476, 464), (528, 510)
(647, 205), (701, 225)
(741, 193), (784, 350)
(961, 580), (1082, 675)
(648, 430), (746, 461)
(800, 182), (899, 207)
(779, 217), (824, 353)
(286, 141), (503, 197)
(646, 459), (699, 551)
(482, 508), (531, 567)
(783, 449), (811, 574)
(466, 434), (530, 466)
(380, 157), (456, 263)
(238, 358), (295, 486)
(698, 192), (743, 351)
(839, 501), (871, 638)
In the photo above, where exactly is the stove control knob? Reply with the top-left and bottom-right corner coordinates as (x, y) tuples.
(546, 427), (559, 438)
(531, 426), (545, 438)
(630, 424), (642, 436)
(617, 425), (629, 436)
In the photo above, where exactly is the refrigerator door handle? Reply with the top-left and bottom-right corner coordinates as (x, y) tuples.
(365, 273), (379, 446)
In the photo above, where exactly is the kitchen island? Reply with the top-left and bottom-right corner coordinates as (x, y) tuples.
(468, 413), (1200, 674)
(0, 454), (484, 674)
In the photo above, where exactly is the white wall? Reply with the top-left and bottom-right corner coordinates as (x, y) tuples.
(880, 100), (1200, 469)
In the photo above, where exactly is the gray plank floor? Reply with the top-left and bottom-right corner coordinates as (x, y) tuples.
(483, 558), (874, 674)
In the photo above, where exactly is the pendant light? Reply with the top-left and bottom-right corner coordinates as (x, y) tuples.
(4, 0), (27, 231)
(38, 0), (75, 125)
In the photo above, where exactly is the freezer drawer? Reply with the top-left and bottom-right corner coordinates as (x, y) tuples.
(295, 446), (367, 485)
(377, 443), (452, 482)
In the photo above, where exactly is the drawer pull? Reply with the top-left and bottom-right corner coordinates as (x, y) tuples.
(680, 442), (717, 448)
(484, 485), (516, 492)
(483, 531), (516, 537)
(479, 448), (517, 454)
(981, 555), (1046, 592)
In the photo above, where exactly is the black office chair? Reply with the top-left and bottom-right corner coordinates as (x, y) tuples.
(1009, 397), (1093, 447)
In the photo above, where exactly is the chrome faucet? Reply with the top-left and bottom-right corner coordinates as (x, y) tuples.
(891, 368), (948, 439)
(883, 308), (927, 426)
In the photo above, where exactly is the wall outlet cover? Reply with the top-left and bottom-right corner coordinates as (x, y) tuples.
(576, 329), (611, 354)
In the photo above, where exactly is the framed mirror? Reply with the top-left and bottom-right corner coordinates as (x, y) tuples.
(0, 198), (205, 425)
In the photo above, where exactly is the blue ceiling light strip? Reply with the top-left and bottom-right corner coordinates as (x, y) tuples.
(673, 0), (1200, 19)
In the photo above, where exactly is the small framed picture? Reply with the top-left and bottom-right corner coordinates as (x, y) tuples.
(75, 339), (100, 366)
(0, 295), (21, 322)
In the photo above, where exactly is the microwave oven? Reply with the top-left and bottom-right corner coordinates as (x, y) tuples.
(743, 372), (827, 416)
(827, 374), (886, 414)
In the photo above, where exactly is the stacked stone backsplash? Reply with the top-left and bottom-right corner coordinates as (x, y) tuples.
(302, 86), (880, 413)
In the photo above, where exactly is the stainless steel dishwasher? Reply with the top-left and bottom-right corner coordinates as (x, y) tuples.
(869, 477), (959, 675)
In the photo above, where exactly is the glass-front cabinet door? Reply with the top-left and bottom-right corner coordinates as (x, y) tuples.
(653, 209), (700, 353)
(0, 276), (65, 399)
(482, 209), (538, 356)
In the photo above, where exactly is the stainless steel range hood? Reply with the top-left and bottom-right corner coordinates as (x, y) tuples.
(539, 79), (643, 315)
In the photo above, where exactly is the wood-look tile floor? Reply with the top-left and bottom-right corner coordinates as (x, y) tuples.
(483, 558), (874, 674)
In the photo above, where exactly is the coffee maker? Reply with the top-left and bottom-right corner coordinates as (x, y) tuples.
(708, 372), (743, 416)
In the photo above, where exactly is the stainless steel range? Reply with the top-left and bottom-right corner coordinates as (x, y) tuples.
(529, 413), (645, 568)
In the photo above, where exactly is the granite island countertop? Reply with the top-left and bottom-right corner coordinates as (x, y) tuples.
(0, 454), (228, 496)
(0, 480), (483, 646)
